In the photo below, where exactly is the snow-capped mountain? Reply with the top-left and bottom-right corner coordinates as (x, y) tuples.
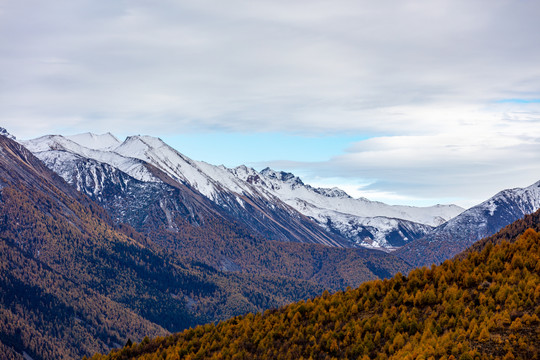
(23, 133), (348, 247)
(22, 133), (463, 250)
(66, 131), (121, 150)
(254, 168), (460, 227)
(395, 180), (540, 266)
(231, 167), (463, 249)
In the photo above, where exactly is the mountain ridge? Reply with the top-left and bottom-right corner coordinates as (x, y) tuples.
(395, 179), (540, 267)
(23, 132), (463, 250)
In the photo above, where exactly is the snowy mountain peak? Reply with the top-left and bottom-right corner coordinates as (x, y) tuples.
(22, 134), (77, 153)
(232, 165), (259, 178)
(115, 135), (153, 157)
(258, 168), (354, 199)
(0, 127), (15, 140)
(65, 132), (121, 150)
(116, 135), (182, 159)
(396, 178), (540, 267)
(313, 187), (351, 199)
(261, 167), (304, 186)
(115, 135), (188, 166)
(113, 134), (226, 199)
(21, 134), (161, 184)
(228, 165), (266, 186)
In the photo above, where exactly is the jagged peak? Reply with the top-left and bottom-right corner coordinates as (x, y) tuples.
(233, 164), (258, 175)
(313, 187), (352, 199)
(259, 168), (354, 198)
(0, 127), (15, 140)
(260, 167), (304, 185)
(229, 165), (260, 183)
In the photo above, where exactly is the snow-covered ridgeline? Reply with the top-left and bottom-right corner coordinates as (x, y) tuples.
(66, 132), (121, 150)
(237, 167), (463, 227)
(439, 180), (540, 235)
(22, 133), (465, 249)
(23, 135), (160, 184)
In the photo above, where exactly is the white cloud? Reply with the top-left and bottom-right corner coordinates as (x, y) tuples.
(3, 0), (540, 135)
(265, 106), (540, 207)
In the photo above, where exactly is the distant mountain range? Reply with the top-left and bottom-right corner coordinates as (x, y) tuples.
(18, 131), (540, 266)
(395, 180), (540, 266)
(22, 132), (463, 250)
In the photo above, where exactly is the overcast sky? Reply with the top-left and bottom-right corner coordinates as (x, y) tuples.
(1, 0), (540, 208)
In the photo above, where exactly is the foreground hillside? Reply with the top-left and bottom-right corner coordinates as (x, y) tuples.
(94, 214), (540, 359)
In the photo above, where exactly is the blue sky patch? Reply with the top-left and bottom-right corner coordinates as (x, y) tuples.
(161, 133), (368, 169)
(495, 98), (540, 104)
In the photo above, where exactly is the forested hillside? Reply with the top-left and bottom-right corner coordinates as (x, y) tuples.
(0, 136), (327, 359)
(94, 212), (540, 360)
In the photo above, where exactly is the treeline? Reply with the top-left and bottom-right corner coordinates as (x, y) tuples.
(94, 227), (540, 360)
